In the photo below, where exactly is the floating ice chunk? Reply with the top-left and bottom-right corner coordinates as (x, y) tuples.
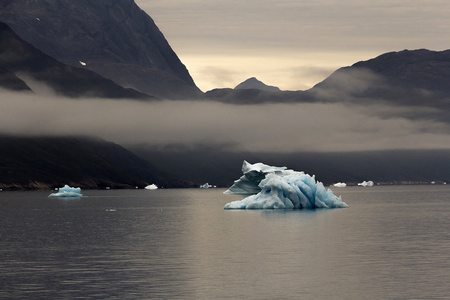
(79, 61), (87, 66)
(145, 184), (158, 190)
(224, 161), (348, 210)
(333, 182), (347, 187)
(358, 180), (374, 187)
(200, 183), (215, 188)
(49, 185), (82, 197)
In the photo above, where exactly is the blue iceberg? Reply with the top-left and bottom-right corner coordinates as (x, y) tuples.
(48, 185), (83, 198)
(224, 161), (348, 209)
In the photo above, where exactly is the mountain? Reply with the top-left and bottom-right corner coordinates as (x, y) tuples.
(205, 49), (450, 107)
(0, 0), (202, 99)
(203, 88), (309, 104)
(130, 144), (262, 187)
(129, 145), (450, 187)
(235, 77), (281, 92)
(310, 49), (450, 109)
(0, 65), (32, 92)
(0, 22), (151, 99)
(0, 135), (197, 190)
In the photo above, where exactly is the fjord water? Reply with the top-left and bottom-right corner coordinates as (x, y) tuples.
(0, 186), (449, 299)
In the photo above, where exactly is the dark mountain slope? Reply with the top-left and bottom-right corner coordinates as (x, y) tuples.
(310, 49), (450, 109)
(204, 88), (312, 104)
(0, 65), (32, 92)
(129, 145), (450, 187)
(0, 0), (202, 99)
(0, 22), (150, 99)
(0, 135), (196, 190)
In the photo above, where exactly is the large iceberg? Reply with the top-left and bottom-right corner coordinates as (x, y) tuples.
(224, 161), (348, 209)
(48, 185), (82, 198)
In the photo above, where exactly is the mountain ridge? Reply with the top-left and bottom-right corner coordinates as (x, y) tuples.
(0, 22), (151, 99)
(129, 144), (450, 187)
(205, 49), (450, 108)
(311, 48), (450, 102)
(0, 135), (197, 190)
(0, 0), (202, 99)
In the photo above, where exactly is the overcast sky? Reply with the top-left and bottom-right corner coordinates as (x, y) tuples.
(135, 0), (450, 92)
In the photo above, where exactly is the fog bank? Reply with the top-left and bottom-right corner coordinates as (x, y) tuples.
(1, 90), (449, 152)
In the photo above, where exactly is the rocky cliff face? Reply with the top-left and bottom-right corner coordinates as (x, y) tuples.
(0, 0), (202, 99)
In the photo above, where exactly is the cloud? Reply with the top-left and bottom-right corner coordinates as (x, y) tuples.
(1, 90), (449, 153)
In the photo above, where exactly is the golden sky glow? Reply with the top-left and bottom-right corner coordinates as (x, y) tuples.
(135, 0), (450, 92)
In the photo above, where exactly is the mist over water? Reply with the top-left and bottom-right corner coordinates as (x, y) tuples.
(1, 90), (450, 152)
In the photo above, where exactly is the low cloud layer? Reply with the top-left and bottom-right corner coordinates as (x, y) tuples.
(1, 90), (449, 152)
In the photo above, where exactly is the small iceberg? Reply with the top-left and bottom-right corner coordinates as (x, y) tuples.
(49, 185), (82, 198)
(145, 184), (158, 190)
(200, 183), (216, 188)
(358, 180), (374, 187)
(333, 182), (347, 187)
(224, 161), (347, 209)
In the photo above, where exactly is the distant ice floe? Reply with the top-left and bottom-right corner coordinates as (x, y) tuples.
(145, 184), (158, 190)
(48, 185), (82, 197)
(200, 183), (216, 188)
(79, 61), (87, 66)
(224, 161), (348, 209)
(333, 182), (347, 187)
(358, 180), (374, 187)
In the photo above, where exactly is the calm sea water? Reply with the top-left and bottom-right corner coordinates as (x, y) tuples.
(0, 186), (449, 299)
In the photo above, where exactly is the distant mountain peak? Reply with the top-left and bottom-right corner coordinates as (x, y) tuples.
(235, 77), (281, 92)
